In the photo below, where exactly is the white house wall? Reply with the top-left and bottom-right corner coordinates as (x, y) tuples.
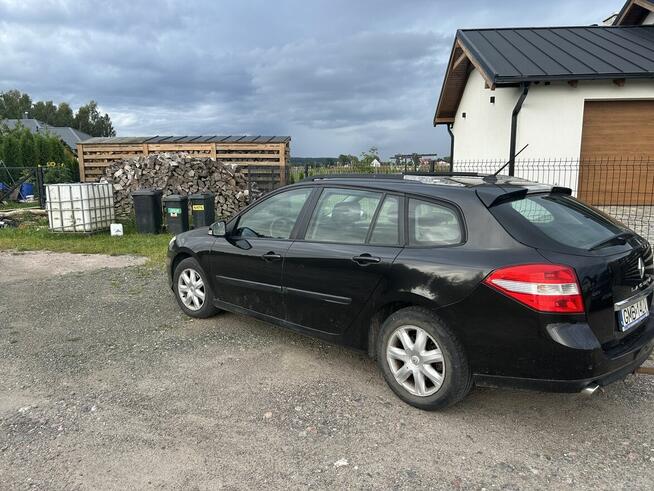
(450, 68), (654, 192)
(452, 69), (654, 161)
(451, 70), (520, 163)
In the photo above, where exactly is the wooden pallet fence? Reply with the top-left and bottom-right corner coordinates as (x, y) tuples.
(77, 136), (290, 186)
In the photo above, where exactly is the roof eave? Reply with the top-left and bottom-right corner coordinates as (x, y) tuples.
(433, 36), (463, 126)
(456, 30), (498, 87)
(494, 73), (654, 85)
(433, 32), (497, 126)
(613, 0), (654, 25)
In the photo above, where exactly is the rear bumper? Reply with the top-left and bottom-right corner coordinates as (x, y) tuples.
(474, 341), (653, 392)
(449, 285), (654, 391)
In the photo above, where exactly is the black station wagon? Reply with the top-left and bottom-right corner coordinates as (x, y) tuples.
(167, 174), (654, 409)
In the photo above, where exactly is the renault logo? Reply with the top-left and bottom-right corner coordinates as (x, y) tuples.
(638, 257), (645, 279)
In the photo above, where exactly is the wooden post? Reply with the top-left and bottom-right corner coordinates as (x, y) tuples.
(211, 143), (217, 159)
(279, 143), (287, 185)
(143, 143), (149, 156)
(77, 144), (86, 182)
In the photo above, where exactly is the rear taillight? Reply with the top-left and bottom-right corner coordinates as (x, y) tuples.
(483, 264), (584, 314)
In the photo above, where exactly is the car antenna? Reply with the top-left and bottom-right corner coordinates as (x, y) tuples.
(483, 144), (529, 182)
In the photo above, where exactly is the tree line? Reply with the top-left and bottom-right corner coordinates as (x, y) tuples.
(0, 125), (78, 183)
(0, 89), (115, 138)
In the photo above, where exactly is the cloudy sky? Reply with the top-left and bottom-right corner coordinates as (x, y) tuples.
(0, 0), (620, 157)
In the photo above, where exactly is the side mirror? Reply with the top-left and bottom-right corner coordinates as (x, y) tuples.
(209, 220), (227, 237)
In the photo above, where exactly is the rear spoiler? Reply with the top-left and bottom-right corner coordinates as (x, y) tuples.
(476, 185), (572, 208)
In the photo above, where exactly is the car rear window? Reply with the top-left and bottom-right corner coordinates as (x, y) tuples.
(490, 194), (624, 251)
(408, 198), (462, 246)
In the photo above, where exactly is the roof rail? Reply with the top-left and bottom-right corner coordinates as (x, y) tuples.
(404, 171), (482, 177)
(301, 171), (483, 182)
(301, 173), (404, 182)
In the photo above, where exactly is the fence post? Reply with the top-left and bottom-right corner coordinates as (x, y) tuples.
(247, 166), (252, 204)
(36, 166), (46, 209)
(304, 163), (309, 179)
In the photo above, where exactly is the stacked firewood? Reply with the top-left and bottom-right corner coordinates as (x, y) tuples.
(100, 153), (257, 218)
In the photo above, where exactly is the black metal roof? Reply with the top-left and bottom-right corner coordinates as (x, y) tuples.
(80, 135), (291, 144)
(458, 25), (654, 85)
(1, 118), (92, 150)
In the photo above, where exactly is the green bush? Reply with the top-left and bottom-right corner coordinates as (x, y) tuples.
(44, 163), (74, 184)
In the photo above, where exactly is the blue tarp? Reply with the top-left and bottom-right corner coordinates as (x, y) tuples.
(18, 183), (34, 199)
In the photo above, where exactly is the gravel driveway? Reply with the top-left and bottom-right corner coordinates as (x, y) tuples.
(1, 253), (653, 490)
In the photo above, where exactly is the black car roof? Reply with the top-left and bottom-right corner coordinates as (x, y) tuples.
(293, 174), (568, 207)
(298, 174), (550, 193)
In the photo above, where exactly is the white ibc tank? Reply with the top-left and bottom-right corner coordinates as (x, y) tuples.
(46, 183), (115, 232)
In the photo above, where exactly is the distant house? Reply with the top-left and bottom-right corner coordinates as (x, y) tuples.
(1, 118), (91, 153)
(434, 0), (654, 163)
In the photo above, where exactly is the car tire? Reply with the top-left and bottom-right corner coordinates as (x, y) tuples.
(173, 257), (219, 319)
(377, 306), (472, 410)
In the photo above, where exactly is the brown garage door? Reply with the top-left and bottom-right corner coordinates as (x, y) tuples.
(578, 100), (654, 205)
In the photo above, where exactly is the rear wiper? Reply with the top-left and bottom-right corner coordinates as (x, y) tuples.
(589, 232), (635, 251)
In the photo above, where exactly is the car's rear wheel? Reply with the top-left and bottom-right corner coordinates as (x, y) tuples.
(377, 306), (472, 410)
(173, 257), (219, 318)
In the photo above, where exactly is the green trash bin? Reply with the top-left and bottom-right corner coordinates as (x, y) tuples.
(131, 189), (162, 234)
(189, 192), (215, 228)
(163, 194), (189, 234)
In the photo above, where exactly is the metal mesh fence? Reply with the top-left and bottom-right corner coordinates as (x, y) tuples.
(0, 166), (46, 207)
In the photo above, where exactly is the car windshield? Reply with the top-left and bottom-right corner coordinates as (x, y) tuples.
(490, 194), (626, 251)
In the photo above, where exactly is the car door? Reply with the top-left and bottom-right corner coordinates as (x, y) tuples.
(210, 186), (314, 320)
(283, 187), (404, 334)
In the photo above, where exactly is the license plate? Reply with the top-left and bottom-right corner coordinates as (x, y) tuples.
(618, 297), (649, 331)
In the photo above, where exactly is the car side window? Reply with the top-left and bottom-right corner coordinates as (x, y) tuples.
(409, 198), (462, 246)
(369, 195), (400, 245)
(234, 188), (312, 239)
(305, 188), (382, 244)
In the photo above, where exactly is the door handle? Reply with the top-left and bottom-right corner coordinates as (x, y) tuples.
(352, 254), (381, 266)
(262, 251), (282, 262)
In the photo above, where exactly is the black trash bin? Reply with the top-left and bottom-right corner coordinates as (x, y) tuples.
(163, 194), (189, 234)
(189, 192), (215, 228)
(131, 189), (163, 234)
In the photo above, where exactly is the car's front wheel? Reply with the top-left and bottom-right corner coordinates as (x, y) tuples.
(173, 257), (219, 318)
(377, 307), (472, 410)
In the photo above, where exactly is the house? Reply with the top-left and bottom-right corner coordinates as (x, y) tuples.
(615, 0), (654, 25)
(434, 0), (654, 165)
(1, 118), (91, 153)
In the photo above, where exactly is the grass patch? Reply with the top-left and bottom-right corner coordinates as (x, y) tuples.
(0, 221), (171, 265)
(0, 201), (41, 211)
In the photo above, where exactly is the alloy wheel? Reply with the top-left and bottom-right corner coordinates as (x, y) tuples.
(177, 268), (206, 311)
(386, 325), (446, 397)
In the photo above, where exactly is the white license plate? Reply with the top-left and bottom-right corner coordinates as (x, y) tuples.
(618, 297), (649, 331)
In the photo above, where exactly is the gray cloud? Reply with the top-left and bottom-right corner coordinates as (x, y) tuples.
(0, 0), (619, 156)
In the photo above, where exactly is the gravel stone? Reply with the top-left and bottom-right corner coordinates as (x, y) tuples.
(1, 255), (653, 489)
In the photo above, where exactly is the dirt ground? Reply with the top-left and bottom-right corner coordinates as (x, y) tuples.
(0, 251), (146, 284)
(1, 253), (653, 490)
